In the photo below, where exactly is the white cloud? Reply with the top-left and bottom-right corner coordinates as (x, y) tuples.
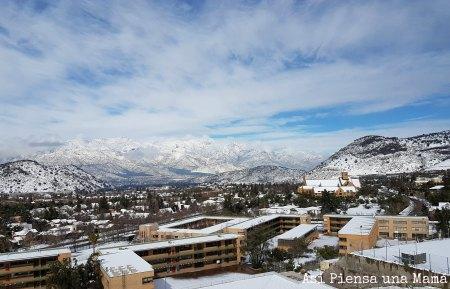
(0, 0), (449, 157)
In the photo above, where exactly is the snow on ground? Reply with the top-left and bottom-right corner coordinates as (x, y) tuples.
(308, 234), (339, 249)
(354, 238), (450, 275)
(154, 272), (251, 289)
(427, 159), (450, 171)
(72, 241), (131, 264)
(345, 203), (383, 215)
(294, 253), (316, 266)
(398, 199), (415, 216)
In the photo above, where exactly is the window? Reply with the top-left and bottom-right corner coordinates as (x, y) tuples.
(142, 277), (153, 284)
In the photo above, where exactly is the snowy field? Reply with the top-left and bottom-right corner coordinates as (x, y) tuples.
(346, 203), (384, 215)
(308, 234), (339, 249)
(154, 272), (252, 289)
(354, 238), (450, 275)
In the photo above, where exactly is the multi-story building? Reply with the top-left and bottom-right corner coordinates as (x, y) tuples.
(297, 172), (360, 197)
(375, 215), (429, 240)
(104, 234), (243, 278)
(138, 216), (249, 241)
(98, 249), (155, 289)
(224, 214), (311, 240)
(0, 248), (71, 289)
(324, 214), (429, 254)
(323, 214), (354, 235)
(276, 224), (319, 251)
(337, 216), (378, 255)
(139, 214), (311, 245)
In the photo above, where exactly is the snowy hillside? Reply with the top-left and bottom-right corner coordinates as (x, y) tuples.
(200, 165), (305, 184)
(309, 130), (450, 178)
(0, 160), (107, 194)
(31, 138), (321, 185)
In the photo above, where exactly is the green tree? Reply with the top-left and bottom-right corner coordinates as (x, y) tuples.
(47, 254), (103, 289)
(320, 191), (339, 214)
(88, 233), (99, 254)
(288, 238), (310, 258)
(435, 208), (450, 238)
(0, 236), (11, 253)
(98, 195), (110, 214)
(316, 245), (339, 260)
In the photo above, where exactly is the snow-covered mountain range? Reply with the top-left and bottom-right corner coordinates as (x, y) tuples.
(0, 160), (106, 194)
(30, 138), (321, 185)
(200, 165), (305, 184)
(309, 130), (450, 178)
(1, 131), (448, 192)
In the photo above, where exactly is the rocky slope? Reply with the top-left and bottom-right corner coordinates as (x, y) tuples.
(309, 130), (450, 178)
(200, 165), (305, 184)
(0, 160), (107, 194)
(32, 138), (321, 185)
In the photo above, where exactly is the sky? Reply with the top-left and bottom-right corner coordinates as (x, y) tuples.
(0, 0), (449, 159)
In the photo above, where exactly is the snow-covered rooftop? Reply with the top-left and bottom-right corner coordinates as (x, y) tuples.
(98, 249), (153, 278)
(430, 185), (445, 190)
(0, 248), (70, 262)
(277, 224), (318, 241)
(227, 215), (279, 230)
(338, 216), (376, 235)
(305, 179), (340, 187)
(106, 234), (239, 252)
(227, 214), (287, 230)
(159, 216), (249, 234)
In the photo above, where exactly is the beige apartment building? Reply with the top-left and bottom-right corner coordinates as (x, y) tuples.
(223, 214), (311, 239)
(376, 215), (429, 240)
(138, 216), (249, 241)
(323, 214), (429, 241)
(0, 248), (71, 289)
(98, 249), (155, 289)
(337, 216), (378, 255)
(276, 224), (319, 251)
(139, 214), (311, 245)
(113, 234), (243, 278)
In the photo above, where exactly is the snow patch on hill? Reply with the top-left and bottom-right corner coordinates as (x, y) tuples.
(0, 160), (106, 194)
(309, 130), (449, 178)
(31, 138), (321, 184)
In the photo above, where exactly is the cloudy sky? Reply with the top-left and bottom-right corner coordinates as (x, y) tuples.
(1, 0), (449, 158)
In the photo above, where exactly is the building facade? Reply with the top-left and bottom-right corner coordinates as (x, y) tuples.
(112, 234), (243, 278)
(276, 224), (319, 251)
(337, 216), (378, 255)
(0, 249), (71, 289)
(297, 172), (360, 197)
(98, 249), (155, 289)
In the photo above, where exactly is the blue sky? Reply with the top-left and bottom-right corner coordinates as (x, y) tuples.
(0, 0), (449, 158)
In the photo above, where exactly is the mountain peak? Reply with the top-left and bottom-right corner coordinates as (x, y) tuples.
(309, 130), (450, 178)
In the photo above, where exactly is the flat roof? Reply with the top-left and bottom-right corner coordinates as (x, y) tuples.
(196, 272), (334, 289)
(227, 214), (306, 230)
(324, 214), (428, 220)
(338, 216), (376, 236)
(0, 248), (70, 263)
(159, 216), (249, 235)
(107, 234), (239, 252)
(277, 224), (318, 241)
(98, 249), (153, 278)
